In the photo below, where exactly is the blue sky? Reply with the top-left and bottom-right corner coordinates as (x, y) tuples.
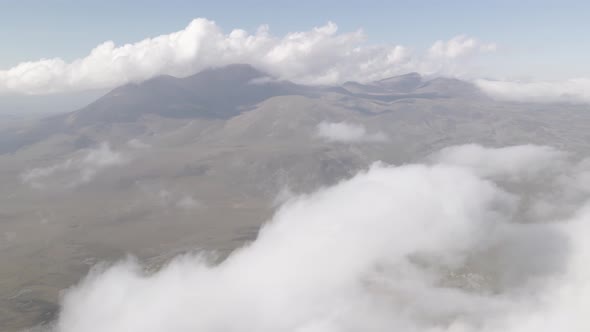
(1, 0), (588, 79)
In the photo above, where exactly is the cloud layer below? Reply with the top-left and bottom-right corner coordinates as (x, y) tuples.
(0, 19), (495, 95)
(42, 144), (590, 332)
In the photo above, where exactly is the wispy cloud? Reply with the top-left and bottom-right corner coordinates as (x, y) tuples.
(431, 144), (567, 180)
(0, 19), (495, 95)
(475, 78), (590, 104)
(21, 143), (127, 189)
(175, 195), (202, 210)
(429, 34), (497, 59)
(127, 138), (151, 149)
(316, 121), (388, 143)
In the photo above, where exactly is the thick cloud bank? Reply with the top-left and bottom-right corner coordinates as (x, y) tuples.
(41, 145), (590, 332)
(0, 19), (495, 95)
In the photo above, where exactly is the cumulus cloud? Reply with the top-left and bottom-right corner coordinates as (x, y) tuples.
(0, 19), (495, 95)
(21, 142), (127, 189)
(37, 144), (590, 332)
(316, 121), (388, 143)
(475, 78), (590, 104)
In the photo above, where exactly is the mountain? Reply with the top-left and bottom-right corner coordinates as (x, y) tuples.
(341, 72), (483, 100)
(67, 64), (311, 125)
(373, 72), (423, 92)
(0, 66), (484, 154)
(414, 77), (486, 98)
(0, 64), (311, 154)
(3, 64), (590, 331)
(342, 74), (423, 95)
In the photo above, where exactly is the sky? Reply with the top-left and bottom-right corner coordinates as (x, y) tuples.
(0, 0), (589, 103)
(2, 0), (589, 76)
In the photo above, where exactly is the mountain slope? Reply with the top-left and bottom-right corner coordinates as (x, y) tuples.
(68, 64), (311, 125)
(3, 65), (590, 331)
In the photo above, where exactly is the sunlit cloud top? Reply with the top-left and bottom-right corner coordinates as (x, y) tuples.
(0, 18), (495, 95)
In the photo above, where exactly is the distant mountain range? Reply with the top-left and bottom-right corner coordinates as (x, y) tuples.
(0, 64), (490, 154)
(66, 64), (485, 125)
(2, 63), (590, 331)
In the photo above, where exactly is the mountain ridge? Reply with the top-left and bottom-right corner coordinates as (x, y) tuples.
(0, 64), (495, 154)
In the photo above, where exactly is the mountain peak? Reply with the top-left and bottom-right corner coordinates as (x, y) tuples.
(373, 72), (423, 92)
(67, 64), (304, 125)
(185, 64), (270, 84)
(376, 72), (422, 82)
(415, 77), (483, 98)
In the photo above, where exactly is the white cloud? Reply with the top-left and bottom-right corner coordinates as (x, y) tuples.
(475, 78), (590, 104)
(127, 138), (151, 149)
(21, 142), (127, 189)
(316, 121), (388, 143)
(5, 19), (590, 105)
(42, 145), (590, 332)
(431, 144), (568, 180)
(429, 34), (497, 59)
(175, 195), (202, 210)
(0, 19), (495, 95)
(138, 186), (204, 211)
